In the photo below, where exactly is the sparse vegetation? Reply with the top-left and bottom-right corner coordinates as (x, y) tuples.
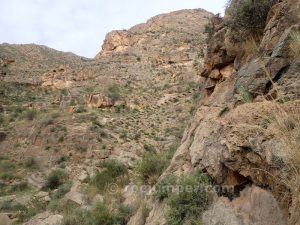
(290, 32), (300, 59)
(24, 109), (37, 120)
(218, 106), (230, 117)
(227, 0), (277, 35)
(154, 175), (177, 201)
(135, 152), (168, 185)
(76, 105), (87, 113)
(266, 102), (300, 196)
(0, 159), (17, 181)
(204, 23), (215, 40)
(238, 86), (253, 103)
(90, 160), (128, 192)
(24, 157), (38, 169)
(62, 202), (130, 225)
(260, 117), (271, 129)
(44, 169), (68, 190)
(242, 37), (261, 57)
(143, 143), (156, 152)
(107, 84), (121, 101)
(166, 171), (211, 225)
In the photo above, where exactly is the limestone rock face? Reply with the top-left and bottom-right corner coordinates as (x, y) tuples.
(155, 0), (300, 224)
(203, 186), (287, 225)
(85, 94), (114, 108)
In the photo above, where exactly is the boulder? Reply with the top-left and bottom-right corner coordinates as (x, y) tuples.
(85, 94), (114, 108)
(234, 59), (267, 97)
(35, 192), (51, 202)
(64, 191), (86, 206)
(0, 213), (12, 225)
(203, 186), (287, 225)
(220, 64), (235, 79)
(24, 212), (63, 225)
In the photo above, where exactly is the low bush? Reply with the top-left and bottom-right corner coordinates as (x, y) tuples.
(90, 160), (128, 192)
(24, 109), (37, 120)
(154, 175), (177, 201)
(143, 143), (156, 152)
(24, 157), (38, 169)
(0, 114), (4, 125)
(135, 152), (168, 185)
(0, 159), (16, 181)
(290, 32), (300, 59)
(227, 0), (277, 35)
(52, 182), (72, 199)
(76, 105), (87, 113)
(166, 171), (211, 225)
(107, 84), (121, 101)
(18, 198), (47, 222)
(62, 202), (130, 225)
(238, 86), (253, 103)
(242, 37), (261, 57)
(44, 169), (67, 190)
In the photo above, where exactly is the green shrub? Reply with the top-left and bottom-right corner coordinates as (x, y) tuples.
(166, 171), (211, 225)
(90, 160), (128, 192)
(165, 126), (185, 140)
(228, 0), (277, 35)
(0, 201), (26, 212)
(18, 199), (47, 222)
(166, 142), (180, 160)
(204, 24), (215, 39)
(58, 135), (65, 143)
(24, 157), (38, 169)
(10, 182), (28, 193)
(0, 114), (4, 125)
(76, 105), (87, 113)
(24, 109), (37, 120)
(238, 86), (253, 103)
(135, 152), (168, 185)
(260, 117), (271, 129)
(52, 182), (72, 199)
(143, 143), (156, 152)
(44, 169), (67, 190)
(62, 208), (93, 225)
(11, 107), (24, 119)
(0, 160), (16, 180)
(154, 175), (177, 201)
(0, 181), (30, 196)
(51, 112), (61, 119)
(107, 84), (121, 101)
(62, 202), (130, 225)
(189, 106), (197, 115)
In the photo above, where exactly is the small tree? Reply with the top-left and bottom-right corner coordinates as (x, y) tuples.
(227, 0), (277, 35)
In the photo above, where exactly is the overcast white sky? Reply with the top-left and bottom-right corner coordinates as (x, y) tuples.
(0, 0), (227, 58)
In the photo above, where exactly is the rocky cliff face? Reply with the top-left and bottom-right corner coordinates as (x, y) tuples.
(157, 1), (300, 225)
(0, 2), (299, 225)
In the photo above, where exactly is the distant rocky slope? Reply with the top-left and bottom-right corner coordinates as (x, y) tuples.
(0, 43), (86, 85)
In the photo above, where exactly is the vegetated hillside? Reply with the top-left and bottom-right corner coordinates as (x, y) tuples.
(0, 9), (214, 225)
(0, 0), (299, 224)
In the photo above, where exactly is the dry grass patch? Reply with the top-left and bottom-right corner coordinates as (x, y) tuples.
(290, 32), (300, 59)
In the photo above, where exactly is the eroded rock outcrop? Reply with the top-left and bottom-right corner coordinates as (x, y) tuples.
(145, 0), (300, 224)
